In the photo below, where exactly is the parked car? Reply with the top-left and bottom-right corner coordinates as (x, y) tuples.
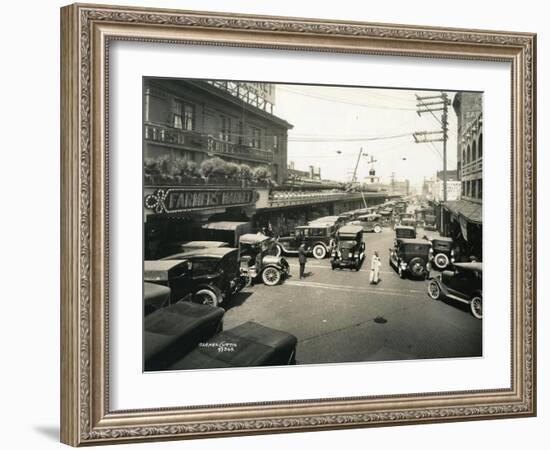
(144, 282), (171, 316)
(430, 236), (454, 270)
(238, 233), (290, 286)
(399, 213), (417, 229)
(427, 262), (483, 319)
(348, 213), (383, 233)
(168, 321), (298, 370)
(394, 225), (417, 240)
(275, 223), (336, 259)
(330, 225), (366, 271)
(424, 214), (437, 231)
(144, 301), (225, 371)
(146, 247), (245, 307)
(389, 238), (432, 279)
(159, 240), (229, 259)
(308, 215), (345, 229)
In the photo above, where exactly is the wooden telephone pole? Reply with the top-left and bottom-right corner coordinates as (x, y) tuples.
(413, 93), (451, 201)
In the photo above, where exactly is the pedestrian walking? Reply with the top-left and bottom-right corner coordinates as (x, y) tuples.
(370, 251), (381, 284)
(298, 243), (307, 279)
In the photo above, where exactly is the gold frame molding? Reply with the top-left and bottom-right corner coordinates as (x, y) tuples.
(60, 3), (537, 446)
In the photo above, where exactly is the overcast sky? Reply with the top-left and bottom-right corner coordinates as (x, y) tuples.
(272, 84), (460, 189)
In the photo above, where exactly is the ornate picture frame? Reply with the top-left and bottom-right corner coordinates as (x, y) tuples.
(60, 3), (536, 446)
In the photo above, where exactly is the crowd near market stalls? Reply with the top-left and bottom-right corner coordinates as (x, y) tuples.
(142, 79), (483, 371)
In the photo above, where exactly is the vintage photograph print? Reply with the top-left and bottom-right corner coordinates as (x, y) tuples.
(143, 78), (483, 372)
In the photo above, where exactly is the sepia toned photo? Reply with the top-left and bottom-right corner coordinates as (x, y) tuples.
(142, 78), (483, 372)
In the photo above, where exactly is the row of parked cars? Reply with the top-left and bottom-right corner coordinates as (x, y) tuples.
(387, 224), (482, 319)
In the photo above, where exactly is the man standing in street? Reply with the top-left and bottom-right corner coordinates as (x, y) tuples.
(298, 243), (307, 280)
(370, 251), (381, 284)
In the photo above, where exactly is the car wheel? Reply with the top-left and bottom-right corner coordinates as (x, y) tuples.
(427, 279), (441, 300)
(409, 257), (425, 278)
(243, 274), (253, 287)
(312, 244), (327, 259)
(193, 288), (220, 307)
(470, 295), (482, 319)
(374, 225), (382, 233)
(262, 267), (282, 286)
(433, 253), (450, 269)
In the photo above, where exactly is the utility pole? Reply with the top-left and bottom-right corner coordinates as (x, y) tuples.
(351, 147), (363, 184)
(413, 92), (451, 202)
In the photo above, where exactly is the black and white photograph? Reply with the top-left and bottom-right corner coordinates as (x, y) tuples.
(142, 78), (483, 372)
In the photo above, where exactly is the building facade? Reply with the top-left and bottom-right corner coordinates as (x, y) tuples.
(144, 78), (293, 186)
(453, 92), (483, 202)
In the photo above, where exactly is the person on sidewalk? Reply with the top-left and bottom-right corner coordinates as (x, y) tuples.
(370, 251), (382, 284)
(298, 243), (307, 280)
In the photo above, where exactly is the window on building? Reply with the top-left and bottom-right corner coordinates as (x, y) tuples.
(273, 134), (279, 152)
(238, 121), (244, 145)
(220, 116), (232, 142)
(173, 100), (194, 130)
(467, 144), (471, 163)
(472, 140), (477, 161)
(462, 181), (466, 196)
(478, 179), (483, 199)
(250, 126), (262, 148)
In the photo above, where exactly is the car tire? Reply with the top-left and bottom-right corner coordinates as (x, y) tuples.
(312, 244), (327, 259)
(262, 267), (282, 286)
(427, 279), (441, 300)
(193, 287), (220, 307)
(374, 225), (382, 233)
(433, 253), (450, 269)
(470, 295), (482, 319)
(409, 257), (425, 278)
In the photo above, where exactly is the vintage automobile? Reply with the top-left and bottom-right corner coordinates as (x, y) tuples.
(274, 223), (336, 259)
(168, 321), (298, 370)
(159, 240), (229, 259)
(144, 282), (171, 316)
(348, 213), (383, 233)
(430, 236), (455, 270)
(144, 301), (225, 371)
(389, 238), (432, 279)
(427, 262), (483, 319)
(238, 233), (290, 286)
(398, 213), (417, 228)
(308, 215), (345, 229)
(424, 214), (437, 231)
(146, 247), (245, 307)
(394, 225), (417, 240)
(330, 225), (366, 271)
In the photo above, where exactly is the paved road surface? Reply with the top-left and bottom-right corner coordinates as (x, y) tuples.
(223, 227), (482, 365)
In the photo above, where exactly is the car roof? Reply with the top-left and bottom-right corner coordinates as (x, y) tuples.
(431, 236), (453, 242)
(453, 262), (483, 271)
(163, 247), (237, 260)
(398, 238), (432, 246)
(239, 233), (271, 244)
(338, 224), (364, 234)
(297, 223), (333, 229)
(395, 225), (416, 231)
(180, 241), (228, 248)
(144, 260), (188, 271)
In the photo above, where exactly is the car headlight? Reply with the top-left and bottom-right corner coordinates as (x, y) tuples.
(400, 262), (407, 269)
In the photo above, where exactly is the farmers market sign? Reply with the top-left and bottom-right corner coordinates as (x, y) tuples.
(144, 188), (258, 214)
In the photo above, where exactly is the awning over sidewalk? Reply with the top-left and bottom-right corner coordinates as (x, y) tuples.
(442, 200), (482, 225)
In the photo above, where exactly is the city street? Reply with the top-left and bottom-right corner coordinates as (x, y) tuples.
(223, 227), (482, 365)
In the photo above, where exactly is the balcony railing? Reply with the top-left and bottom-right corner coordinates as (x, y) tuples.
(206, 136), (273, 163)
(144, 123), (273, 163)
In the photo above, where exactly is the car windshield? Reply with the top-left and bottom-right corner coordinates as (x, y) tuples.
(403, 244), (430, 253)
(338, 240), (357, 249)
